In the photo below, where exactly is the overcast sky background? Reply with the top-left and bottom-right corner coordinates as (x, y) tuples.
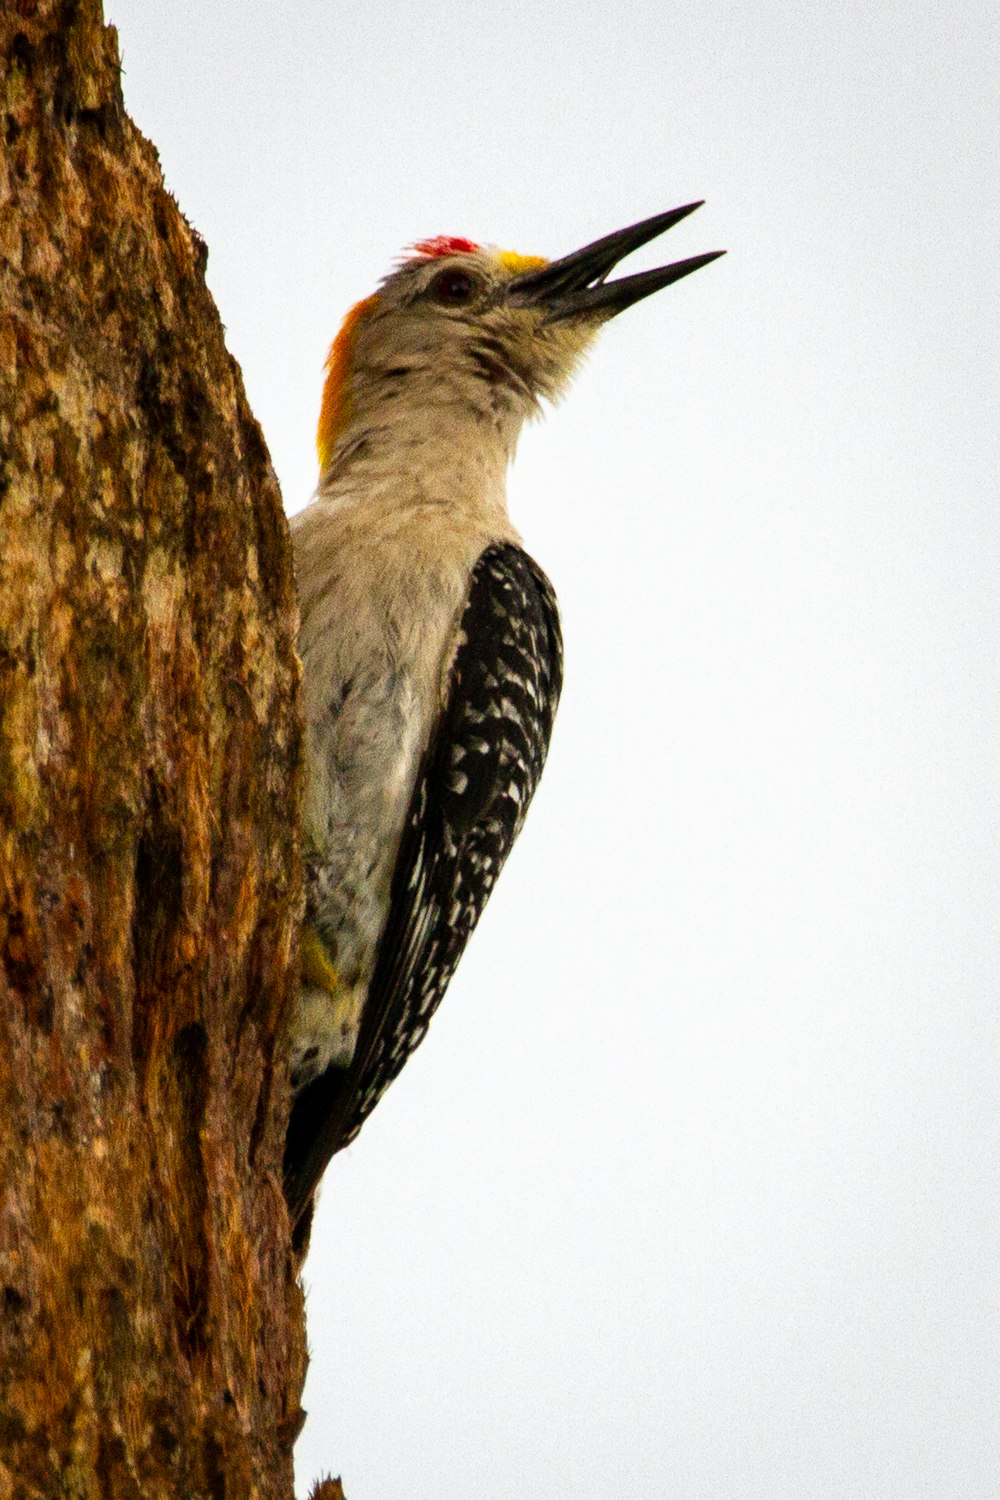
(104, 3), (998, 1496)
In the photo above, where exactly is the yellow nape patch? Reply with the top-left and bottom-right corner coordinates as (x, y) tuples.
(496, 248), (549, 274)
(317, 293), (379, 472)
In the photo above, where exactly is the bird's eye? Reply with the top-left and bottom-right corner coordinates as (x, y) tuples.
(431, 269), (477, 305)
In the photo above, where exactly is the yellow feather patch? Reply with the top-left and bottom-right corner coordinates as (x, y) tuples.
(317, 294), (379, 471)
(300, 926), (340, 995)
(496, 249), (549, 274)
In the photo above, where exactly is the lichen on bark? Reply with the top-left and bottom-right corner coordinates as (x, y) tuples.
(0, 2), (307, 1494)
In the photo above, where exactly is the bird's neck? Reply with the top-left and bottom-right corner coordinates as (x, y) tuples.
(317, 373), (528, 534)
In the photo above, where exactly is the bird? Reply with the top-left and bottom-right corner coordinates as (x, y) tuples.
(283, 204), (723, 1236)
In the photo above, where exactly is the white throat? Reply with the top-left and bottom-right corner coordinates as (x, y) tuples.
(317, 360), (533, 535)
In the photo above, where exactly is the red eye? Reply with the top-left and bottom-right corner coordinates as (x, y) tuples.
(432, 269), (476, 305)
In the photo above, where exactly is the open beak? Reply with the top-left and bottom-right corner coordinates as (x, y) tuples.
(506, 202), (724, 322)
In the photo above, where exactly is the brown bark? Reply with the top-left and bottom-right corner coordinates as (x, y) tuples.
(0, 2), (309, 1494)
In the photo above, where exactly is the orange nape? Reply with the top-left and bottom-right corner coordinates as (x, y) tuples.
(316, 294), (378, 471)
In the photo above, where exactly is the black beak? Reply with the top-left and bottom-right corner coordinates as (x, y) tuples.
(507, 202), (724, 321)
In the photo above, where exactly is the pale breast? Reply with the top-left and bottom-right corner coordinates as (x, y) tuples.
(292, 493), (500, 988)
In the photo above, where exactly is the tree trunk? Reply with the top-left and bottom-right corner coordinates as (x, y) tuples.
(0, 2), (309, 1494)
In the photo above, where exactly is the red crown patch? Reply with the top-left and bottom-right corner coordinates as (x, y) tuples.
(409, 235), (481, 259)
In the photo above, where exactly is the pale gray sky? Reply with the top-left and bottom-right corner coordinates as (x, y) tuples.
(106, 2), (999, 1496)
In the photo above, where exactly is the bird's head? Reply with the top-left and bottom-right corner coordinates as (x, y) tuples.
(317, 203), (723, 475)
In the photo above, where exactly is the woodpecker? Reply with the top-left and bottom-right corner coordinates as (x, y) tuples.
(284, 204), (723, 1230)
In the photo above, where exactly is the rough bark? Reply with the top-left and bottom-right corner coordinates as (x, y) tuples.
(0, 2), (308, 1495)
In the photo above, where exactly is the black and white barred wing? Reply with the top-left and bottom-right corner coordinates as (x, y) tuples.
(284, 542), (562, 1224)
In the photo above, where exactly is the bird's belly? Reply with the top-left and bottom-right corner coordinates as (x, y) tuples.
(312, 675), (424, 965)
(288, 506), (497, 1092)
(291, 668), (428, 1086)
